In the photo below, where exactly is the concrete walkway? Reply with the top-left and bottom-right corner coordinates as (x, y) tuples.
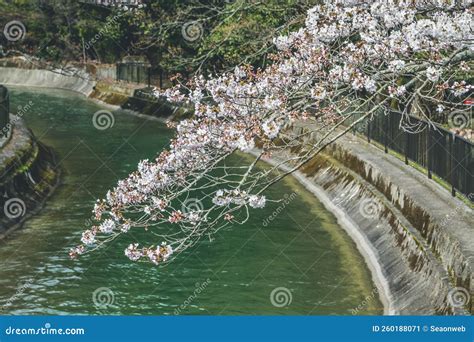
(337, 131), (473, 268)
(288, 121), (473, 314)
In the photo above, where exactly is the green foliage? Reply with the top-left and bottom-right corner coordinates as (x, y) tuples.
(200, 0), (312, 72)
(0, 0), (317, 74)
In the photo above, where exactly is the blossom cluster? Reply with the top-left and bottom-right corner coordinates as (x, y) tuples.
(72, 0), (473, 263)
(212, 190), (266, 209)
(124, 242), (173, 264)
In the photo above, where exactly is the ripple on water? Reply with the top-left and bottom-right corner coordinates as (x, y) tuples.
(0, 86), (383, 315)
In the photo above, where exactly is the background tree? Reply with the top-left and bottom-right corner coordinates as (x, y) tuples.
(1, 0), (318, 74)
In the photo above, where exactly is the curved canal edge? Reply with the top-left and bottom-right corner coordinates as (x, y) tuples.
(251, 122), (473, 315)
(0, 115), (60, 240)
(1, 61), (472, 315)
(0, 61), (175, 241)
(0, 59), (186, 121)
(249, 150), (394, 316)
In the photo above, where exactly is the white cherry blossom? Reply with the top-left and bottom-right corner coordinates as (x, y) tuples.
(72, 0), (473, 265)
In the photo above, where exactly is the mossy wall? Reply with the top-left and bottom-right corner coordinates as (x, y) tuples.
(289, 125), (472, 315)
(0, 121), (60, 240)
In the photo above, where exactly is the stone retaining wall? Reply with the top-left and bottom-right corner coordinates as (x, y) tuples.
(0, 116), (60, 239)
(284, 124), (473, 315)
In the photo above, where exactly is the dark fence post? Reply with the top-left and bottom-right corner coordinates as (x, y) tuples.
(352, 114), (356, 135)
(363, 108), (472, 201)
(148, 67), (151, 88)
(449, 133), (456, 197)
(404, 130), (409, 165)
(0, 85), (10, 137)
(367, 117), (371, 143)
(427, 124), (432, 179)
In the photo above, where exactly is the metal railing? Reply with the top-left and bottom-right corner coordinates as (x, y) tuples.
(348, 109), (473, 201)
(116, 63), (151, 85)
(116, 63), (167, 88)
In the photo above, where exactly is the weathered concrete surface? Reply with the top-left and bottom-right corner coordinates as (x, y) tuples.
(0, 116), (38, 183)
(283, 122), (473, 315)
(0, 116), (60, 239)
(3, 61), (471, 314)
(0, 67), (95, 96)
(0, 63), (177, 120)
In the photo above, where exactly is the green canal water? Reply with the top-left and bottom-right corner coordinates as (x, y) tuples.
(0, 86), (382, 315)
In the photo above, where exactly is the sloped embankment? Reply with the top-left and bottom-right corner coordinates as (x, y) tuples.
(0, 59), (184, 120)
(287, 123), (473, 315)
(0, 116), (60, 239)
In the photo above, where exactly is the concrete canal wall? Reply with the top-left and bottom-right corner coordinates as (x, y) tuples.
(276, 124), (473, 315)
(1, 60), (472, 316)
(0, 58), (182, 120)
(0, 115), (60, 240)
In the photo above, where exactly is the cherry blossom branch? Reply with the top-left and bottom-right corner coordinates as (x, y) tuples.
(71, 0), (473, 266)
